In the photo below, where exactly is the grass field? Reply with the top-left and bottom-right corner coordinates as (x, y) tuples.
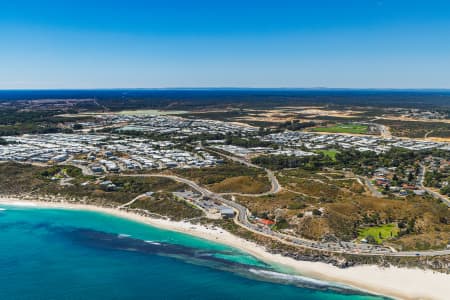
(315, 149), (339, 161)
(358, 224), (399, 244)
(312, 123), (368, 134)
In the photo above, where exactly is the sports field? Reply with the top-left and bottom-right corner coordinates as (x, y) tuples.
(312, 123), (368, 134)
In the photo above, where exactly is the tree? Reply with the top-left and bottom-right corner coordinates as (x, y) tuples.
(62, 128), (74, 133)
(365, 235), (377, 244)
(258, 126), (265, 136)
(275, 218), (289, 229)
(73, 123), (83, 130)
(312, 209), (322, 216)
(440, 186), (450, 196)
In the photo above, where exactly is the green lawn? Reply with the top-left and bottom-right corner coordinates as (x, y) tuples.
(312, 123), (368, 134)
(358, 224), (399, 244)
(315, 149), (339, 161)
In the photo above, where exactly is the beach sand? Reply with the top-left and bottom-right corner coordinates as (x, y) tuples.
(0, 197), (448, 300)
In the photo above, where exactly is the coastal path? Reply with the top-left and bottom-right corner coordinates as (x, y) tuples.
(118, 193), (147, 209)
(118, 173), (450, 257)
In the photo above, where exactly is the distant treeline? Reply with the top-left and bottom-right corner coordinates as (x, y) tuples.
(224, 134), (275, 148)
(278, 120), (316, 131)
(2, 89), (450, 109)
(0, 109), (77, 136)
(0, 110), (66, 125)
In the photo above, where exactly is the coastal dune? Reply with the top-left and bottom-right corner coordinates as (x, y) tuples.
(0, 197), (448, 300)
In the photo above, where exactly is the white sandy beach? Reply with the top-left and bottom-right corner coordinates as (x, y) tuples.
(0, 197), (448, 300)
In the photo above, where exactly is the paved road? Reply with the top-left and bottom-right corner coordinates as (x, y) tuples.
(67, 153), (450, 257)
(369, 119), (392, 138)
(206, 147), (282, 195)
(418, 164), (450, 207)
(121, 174), (212, 197)
(359, 176), (384, 198)
(119, 173), (450, 257)
(424, 130), (434, 139)
(64, 155), (98, 175)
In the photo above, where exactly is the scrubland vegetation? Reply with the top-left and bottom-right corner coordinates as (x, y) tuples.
(171, 163), (271, 194)
(235, 165), (450, 251)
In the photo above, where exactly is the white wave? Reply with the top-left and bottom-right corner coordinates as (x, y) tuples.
(118, 233), (131, 238)
(248, 269), (339, 288)
(0, 208), (6, 211)
(145, 240), (161, 245)
(196, 253), (213, 257)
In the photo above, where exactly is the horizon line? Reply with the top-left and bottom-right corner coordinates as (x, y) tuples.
(2, 87), (450, 92)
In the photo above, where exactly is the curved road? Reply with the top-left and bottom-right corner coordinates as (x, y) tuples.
(120, 173), (450, 257)
(205, 147), (282, 195)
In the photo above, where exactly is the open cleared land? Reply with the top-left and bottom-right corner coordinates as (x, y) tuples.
(117, 109), (188, 116)
(180, 105), (450, 141)
(376, 119), (450, 140)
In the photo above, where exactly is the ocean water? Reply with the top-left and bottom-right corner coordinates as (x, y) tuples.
(0, 205), (387, 300)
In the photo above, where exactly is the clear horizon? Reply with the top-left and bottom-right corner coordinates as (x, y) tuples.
(3, 87), (450, 91)
(2, 1), (450, 89)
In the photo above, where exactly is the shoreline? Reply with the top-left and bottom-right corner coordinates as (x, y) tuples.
(0, 197), (449, 300)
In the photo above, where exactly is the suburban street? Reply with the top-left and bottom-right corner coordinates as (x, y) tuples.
(359, 176), (384, 198)
(418, 164), (450, 207)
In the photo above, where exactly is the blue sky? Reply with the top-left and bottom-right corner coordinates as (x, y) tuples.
(1, 0), (450, 89)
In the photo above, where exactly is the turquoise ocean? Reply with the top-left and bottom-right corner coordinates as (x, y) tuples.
(0, 204), (388, 300)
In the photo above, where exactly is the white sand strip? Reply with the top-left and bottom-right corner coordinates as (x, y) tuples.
(0, 197), (448, 300)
